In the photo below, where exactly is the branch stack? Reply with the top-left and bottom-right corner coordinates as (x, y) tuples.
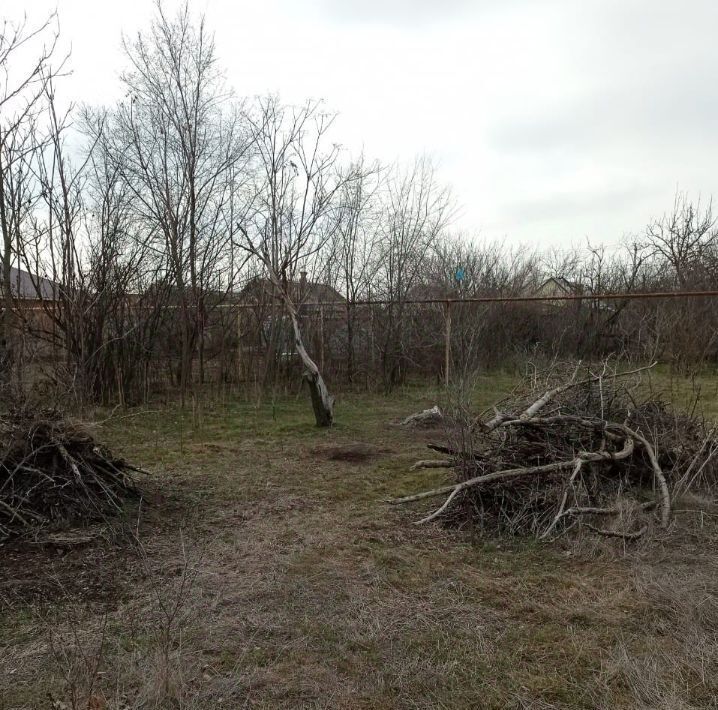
(0, 408), (143, 540)
(393, 362), (718, 539)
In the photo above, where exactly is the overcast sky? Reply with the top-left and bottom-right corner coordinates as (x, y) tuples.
(17, 0), (718, 248)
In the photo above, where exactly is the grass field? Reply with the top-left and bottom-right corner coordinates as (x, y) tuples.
(2, 373), (718, 709)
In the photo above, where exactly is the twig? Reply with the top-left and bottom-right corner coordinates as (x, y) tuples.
(410, 460), (455, 471)
(585, 524), (648, 540)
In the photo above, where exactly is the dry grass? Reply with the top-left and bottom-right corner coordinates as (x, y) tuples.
(1, 376), (717, 708)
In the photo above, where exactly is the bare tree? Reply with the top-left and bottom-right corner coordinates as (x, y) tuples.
(235, 97), (354, 426)
(375, 157), (453, 391)
(332, 155), (383, 384)
(106, 1), (252, 402)
(0, 12), (64, 387)
(643, 193), (717, 287)
(638, 195), (718, 369)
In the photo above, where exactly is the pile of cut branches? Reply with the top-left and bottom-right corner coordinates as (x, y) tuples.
(393, 361), (718, 540)
(0, 407), (144, 540)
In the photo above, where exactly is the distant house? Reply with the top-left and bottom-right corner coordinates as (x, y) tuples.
(533, 277), (585, 302)
(5, 267), (60, 307)
(406, 282), (457, 302)
(239, 271), (344, 312)
(535, 276), (619, 310)
(237, 272), (345, 354)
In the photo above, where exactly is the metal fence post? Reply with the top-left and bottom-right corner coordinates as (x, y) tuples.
(319, 304), (325, 371)
(445, 300), (451, 387)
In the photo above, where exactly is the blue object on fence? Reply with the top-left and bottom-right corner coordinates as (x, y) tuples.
(455, 268), (465, 282)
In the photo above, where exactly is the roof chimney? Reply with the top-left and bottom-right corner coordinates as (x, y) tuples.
(300, 270), (307, 293)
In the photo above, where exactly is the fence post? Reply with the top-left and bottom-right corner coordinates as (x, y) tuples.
(319, 304), (325, 371)
(444, 300), (451, 388)
(369, 290), (376, 376)
(236, 307), (242, 383)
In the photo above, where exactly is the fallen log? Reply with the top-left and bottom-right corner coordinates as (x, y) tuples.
(401, 406), (444, 428)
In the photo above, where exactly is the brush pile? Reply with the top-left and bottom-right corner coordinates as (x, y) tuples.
(0, 407), (143, 540)
(393, 361), (718, 539)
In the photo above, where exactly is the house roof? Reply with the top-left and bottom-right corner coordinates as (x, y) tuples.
(406, 282), (455, 301)
(536, 276), (586, 296)
(9, 267), (59, 300)
(239, 276), (344, 305)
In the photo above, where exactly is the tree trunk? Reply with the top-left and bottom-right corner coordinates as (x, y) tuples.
(0, 137), (14, 389)
(346, 301), (354, 385)
(286, 303), (334, 426)
(259, 263), (335, 425)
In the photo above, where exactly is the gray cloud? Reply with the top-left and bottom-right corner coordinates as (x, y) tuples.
(505, 184), (657, 225)
(20, 0), (718, 246)
(315, 0), (482, 26)
(486, 0), (718, 161)
(491, 51), (718, 163)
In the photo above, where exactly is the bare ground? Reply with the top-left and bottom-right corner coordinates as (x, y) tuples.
(1, 381), (718, 709)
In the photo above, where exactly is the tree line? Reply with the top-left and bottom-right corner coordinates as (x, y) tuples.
(2, 3), (718, 418)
